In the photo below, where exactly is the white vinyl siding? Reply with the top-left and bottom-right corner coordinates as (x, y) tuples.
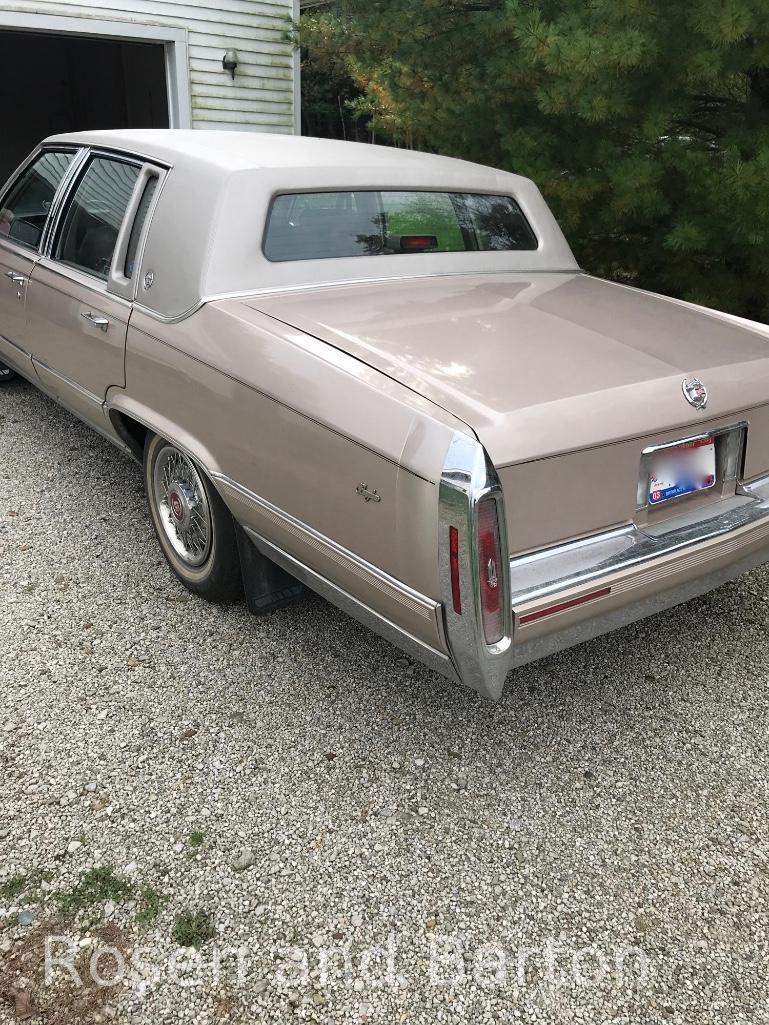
(2, 0), (297, 132)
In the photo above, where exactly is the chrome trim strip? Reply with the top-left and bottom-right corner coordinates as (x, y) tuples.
(245, 526), (460, 684)
(0, 145), (85, 259)
(132, 269), (581, 325)
(215, 475), (439, 623)
(21, 363), (131, 456)
(510, 473), (769, 610)
(0, 331), (31, 360)
(120, 163), (170, 303)
(41, 147), (89, 258)
(32, 357), (103, 410)
(25, 265), (133, 311)
(438, 432), (513, 700)
(509, 539), (769, 669)
(0, 145), (44, 206)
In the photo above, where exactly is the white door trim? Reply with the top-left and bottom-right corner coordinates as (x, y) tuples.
(0, 11), (191, 129)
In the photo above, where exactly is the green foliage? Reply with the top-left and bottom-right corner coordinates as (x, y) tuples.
(136, 886), (165, 926)
(172, 909), (216, 949)
(0, 875), (28, 900)
(57, 866), (134, 917)
(300, 0), (769, 321)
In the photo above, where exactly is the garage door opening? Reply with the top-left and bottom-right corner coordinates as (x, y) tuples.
(0, 30), (169, 184)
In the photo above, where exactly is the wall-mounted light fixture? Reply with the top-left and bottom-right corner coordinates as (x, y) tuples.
(222, 50), (238, 80)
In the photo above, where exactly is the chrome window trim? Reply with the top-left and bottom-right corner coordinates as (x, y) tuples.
(260, 187), (540, 264)
(0, 145), (84, 258)
(45, 148), (145, 285)
(438, 432), (513, 700)
(0, 145), (43, 205)
(39, 147), (89, 257)
(116, 162), (169, 302)
(28, 259), (133, 312)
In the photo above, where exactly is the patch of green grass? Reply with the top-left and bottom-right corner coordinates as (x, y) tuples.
(172, 909), (216, 949)
(0, 869), (53, 903)
(0, 875), (27, 900)
(136, 886), (165, 926)
(57, 867), (135, 917)
(188, 831), (205, 849)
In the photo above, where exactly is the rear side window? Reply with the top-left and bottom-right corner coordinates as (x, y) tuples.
(263, 190), (538, 262)
(124, 177), (157, 279)
(54, 157), (140, 280)
(0, 150), (75, 250)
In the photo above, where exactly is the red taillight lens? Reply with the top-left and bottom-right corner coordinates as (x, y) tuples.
(477, 496), (504, 644)
(449, 526), (462, 614)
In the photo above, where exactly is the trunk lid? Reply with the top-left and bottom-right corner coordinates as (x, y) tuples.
(250, 272), (769, 467)
(251, 272), (769, 554)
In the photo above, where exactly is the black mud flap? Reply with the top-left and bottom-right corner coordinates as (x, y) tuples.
(235, 522), (305, 615)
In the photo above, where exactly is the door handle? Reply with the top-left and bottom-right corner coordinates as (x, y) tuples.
(6, 272), (26, 285)
(81, 311), (110, 332)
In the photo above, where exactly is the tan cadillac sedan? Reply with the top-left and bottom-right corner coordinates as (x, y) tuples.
(3, 130), (769, 700)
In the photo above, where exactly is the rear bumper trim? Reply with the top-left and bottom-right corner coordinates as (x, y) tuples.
(508, 474), (769, 668)
(510, 476), (769, 608)
(509, 540), (769, 670)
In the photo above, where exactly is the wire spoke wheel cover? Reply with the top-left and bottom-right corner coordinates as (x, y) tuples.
(151, 445), (213, 568)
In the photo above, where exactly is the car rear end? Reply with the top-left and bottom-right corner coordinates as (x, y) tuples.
(215, 142), (769, 699)
(438, 397), (769, 700)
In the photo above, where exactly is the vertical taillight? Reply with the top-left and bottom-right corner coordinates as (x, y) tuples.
(449, 525), (462, 614)
(477, 496), (503, 644)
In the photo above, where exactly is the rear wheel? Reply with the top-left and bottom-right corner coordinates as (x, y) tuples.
(143, 432), (242, 602)
(0, 362), (17, 383)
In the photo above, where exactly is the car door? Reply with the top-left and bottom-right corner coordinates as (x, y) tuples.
(22, 151), (158, 429)
(0, 148), (80, 377)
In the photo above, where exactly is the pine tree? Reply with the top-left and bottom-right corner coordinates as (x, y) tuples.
(300, 0), (769, 321)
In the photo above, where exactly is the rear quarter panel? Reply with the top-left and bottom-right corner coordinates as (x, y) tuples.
(114, 303), (468, 649)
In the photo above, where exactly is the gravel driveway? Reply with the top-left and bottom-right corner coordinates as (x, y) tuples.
(1, 378), (768, 1025)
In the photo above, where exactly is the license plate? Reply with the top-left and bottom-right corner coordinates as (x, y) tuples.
(649, 437), (716, 505)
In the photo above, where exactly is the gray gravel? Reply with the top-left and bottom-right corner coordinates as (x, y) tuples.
(1, 378), (768, 1024)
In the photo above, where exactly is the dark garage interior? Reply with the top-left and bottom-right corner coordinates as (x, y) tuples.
(0, 30), (169, 184)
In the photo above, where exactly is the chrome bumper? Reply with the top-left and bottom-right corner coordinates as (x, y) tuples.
(507, 475), (769, 673)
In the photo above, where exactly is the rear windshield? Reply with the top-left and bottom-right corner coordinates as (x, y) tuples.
(263, 190), (538, 262)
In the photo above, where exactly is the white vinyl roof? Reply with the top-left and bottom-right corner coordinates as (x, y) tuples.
(46, 130), (579, 320)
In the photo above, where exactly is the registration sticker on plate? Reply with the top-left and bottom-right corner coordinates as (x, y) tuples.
(649, 437), (716, 505)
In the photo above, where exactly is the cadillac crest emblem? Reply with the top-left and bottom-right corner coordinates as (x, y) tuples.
(682, 377), (708, 410)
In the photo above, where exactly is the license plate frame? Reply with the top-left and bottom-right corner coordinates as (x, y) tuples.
(636, 421), (748, 514)
(648, 436), (716, 506)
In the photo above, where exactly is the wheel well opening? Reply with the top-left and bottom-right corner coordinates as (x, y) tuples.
(109, 411), (149, 462)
